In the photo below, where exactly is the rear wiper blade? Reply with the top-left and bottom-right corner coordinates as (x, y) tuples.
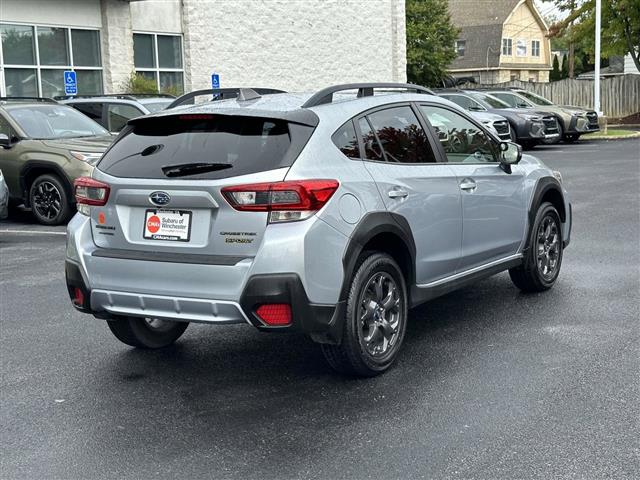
(162, 162), (232, 178)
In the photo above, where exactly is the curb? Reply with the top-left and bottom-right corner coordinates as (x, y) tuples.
(583, 132), (640, 140)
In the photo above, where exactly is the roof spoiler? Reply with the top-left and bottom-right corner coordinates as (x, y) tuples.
(301, 83), (435, 108)
(167, 88), (286, 109)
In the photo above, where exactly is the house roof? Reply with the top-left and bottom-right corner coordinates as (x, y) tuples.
(448, 0), (548, 71)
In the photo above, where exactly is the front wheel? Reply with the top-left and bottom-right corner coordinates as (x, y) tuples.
(29, 174), (72, 225)
(321, 252), (408, 377)
(509, 202), (563, 292)
(107, 316), (189, 349)
(563, 133), (580, 143)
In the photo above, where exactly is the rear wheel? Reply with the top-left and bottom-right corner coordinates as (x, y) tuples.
(106, 316), (189, 349)
(29, 174), (72, 225)
(564, 133), (580, 143)
(521, 140), (537, 150)
(509, 202), (563, 292)
(321, 252), (408, 377)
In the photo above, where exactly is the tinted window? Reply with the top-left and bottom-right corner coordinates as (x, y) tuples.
(0, 115), (13, 137)
(419, 106), (497, 163)
(442, 94), (484, 111)
(73, 103), (103, 122)
(358, 117), (384, 161)
(98, 114), (312, 180)
(470, 92), (510, 109)
(332, 121), (360, 158)
(366, 106), (436, 163)
(108, 104), (143, 132)
(490, 92), (531, 108)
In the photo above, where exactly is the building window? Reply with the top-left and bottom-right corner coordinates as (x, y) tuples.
(516, 39), (527, 57)
(502, 38), (512, 56)
(0, 23), (103, 97)
(455, 40), (466, 57)
(133, 33), (184, 95)
(532, 40), (540, 57)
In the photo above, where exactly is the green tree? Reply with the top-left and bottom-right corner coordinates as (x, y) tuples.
(550, 54), (561, 81)
(406, 0), (459, 87)
(124, 72), (159, 94)
(545, 0), (640, 72)
(561, 53), (569, 78)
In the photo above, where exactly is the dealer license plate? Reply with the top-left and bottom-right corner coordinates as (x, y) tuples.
(143, 209), (192, 242)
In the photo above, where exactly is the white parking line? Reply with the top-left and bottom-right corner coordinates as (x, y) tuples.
(0, 229), (66, 236)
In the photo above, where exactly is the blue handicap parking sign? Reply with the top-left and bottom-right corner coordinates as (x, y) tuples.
(211, 73), (220, 89)
(64, 70), (77, 95)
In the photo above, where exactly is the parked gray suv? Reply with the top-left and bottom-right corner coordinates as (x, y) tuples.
(65, 83), (572, 376)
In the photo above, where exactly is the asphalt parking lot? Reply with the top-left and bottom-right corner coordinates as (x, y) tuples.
(1, 138), (639, 479)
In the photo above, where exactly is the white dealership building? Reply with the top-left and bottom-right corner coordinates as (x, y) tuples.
(0, 0), (407, 97)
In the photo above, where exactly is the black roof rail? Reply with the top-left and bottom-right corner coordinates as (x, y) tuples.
(0, 96), (58, 103)
(53, 93), (176, 101)
(301, 83), (435, 108)
(167, 88), (286, 109)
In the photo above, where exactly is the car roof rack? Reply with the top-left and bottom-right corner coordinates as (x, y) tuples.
(0, 96), (58, 103)
(167, 88), (287, 109)
(54, 93), (176, 101)
(301, 83), (435, 108)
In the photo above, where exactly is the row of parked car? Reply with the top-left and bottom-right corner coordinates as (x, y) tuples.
(0, 86), (598, 225)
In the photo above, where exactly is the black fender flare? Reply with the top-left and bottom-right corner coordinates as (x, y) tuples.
(525, 176), (566, 252)
(19, 161), (74, 206)
(339, 211), (416, 303)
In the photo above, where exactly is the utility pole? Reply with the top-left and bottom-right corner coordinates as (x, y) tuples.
(594, 0), (601, 114)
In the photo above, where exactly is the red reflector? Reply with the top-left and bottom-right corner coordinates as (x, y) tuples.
(73, 287), (84, 306)
(256, 304), (292, 326)
(74, 177), (110, 206)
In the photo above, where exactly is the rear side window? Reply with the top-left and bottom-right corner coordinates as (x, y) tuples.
(332, 120), (359, 158)
(73, 103), (103, 122)
(108, 104), (143, 132)
(358, 117), (384, 161)
(366, 106), (436, 163)
(98, 114), (313, 180)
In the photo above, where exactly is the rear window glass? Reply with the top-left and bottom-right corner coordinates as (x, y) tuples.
(332, 120), (360, 158)
(98, 114), (312, 180)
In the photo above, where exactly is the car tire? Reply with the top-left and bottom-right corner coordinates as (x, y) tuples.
(29, 173), (72, 225)
(564, 133), (580, 143)
(509, 202), (563, 292)
(106, 316), (189, 349)
(321, 252), (408, 377)
(521, 140), (538, 150)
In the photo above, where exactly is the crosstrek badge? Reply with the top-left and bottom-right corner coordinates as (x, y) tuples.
(143, 209), (192, 242)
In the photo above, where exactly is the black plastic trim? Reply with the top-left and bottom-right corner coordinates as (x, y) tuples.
(239, 273), (342, 344)
(563, 203), (572, 248)
(65, 260), (92, 313)
(19, 161), (74, 205)
(302, 82), (434, 108)
(91, 248), (248, 266)
(167, 88), (286, 109)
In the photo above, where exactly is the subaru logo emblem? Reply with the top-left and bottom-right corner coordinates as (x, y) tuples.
(149, 191), (171, 206)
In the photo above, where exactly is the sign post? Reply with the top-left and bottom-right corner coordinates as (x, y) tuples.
(64, 70), (77, 96)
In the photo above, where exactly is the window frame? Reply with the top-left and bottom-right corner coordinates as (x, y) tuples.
(352, 102), (445, 165)
(0, 22), (103, 97)
(455, 40), (466, 57)
(531, 40), (540, 57)
(415, 103), (502, 165)
(502, 38), (513, 56)
(133, 31), (184, 94)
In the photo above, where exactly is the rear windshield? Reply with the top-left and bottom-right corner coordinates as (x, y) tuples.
(97, 114), (313, 180)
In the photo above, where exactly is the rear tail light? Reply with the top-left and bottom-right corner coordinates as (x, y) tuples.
(72, 287), (85, 307)
(221, 179), (339, 223)
(74, 177), (110, 215)
(256, 304), (292, 326)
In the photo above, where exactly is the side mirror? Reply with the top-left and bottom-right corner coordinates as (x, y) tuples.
(0, 133), (12, 148)
(499, 142), (522, 173)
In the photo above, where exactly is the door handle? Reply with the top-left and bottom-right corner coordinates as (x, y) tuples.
(459, 178), (477, 191)
(388, 188), (408, 199)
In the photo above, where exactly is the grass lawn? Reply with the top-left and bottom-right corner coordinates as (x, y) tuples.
(585, 129), (640, 139)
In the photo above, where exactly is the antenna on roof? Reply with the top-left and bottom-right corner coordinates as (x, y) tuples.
(237, 88), (261, 102)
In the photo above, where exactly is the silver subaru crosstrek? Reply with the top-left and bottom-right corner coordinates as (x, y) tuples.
(66, 83), (571, 376)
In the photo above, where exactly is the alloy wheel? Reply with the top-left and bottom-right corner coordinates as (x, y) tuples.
(359, 272), (402, 357)
(537, 215), (560, 281)
(32, 181), (62, 221)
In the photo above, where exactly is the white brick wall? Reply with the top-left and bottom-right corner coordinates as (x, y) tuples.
(181, 0), (407, 92)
